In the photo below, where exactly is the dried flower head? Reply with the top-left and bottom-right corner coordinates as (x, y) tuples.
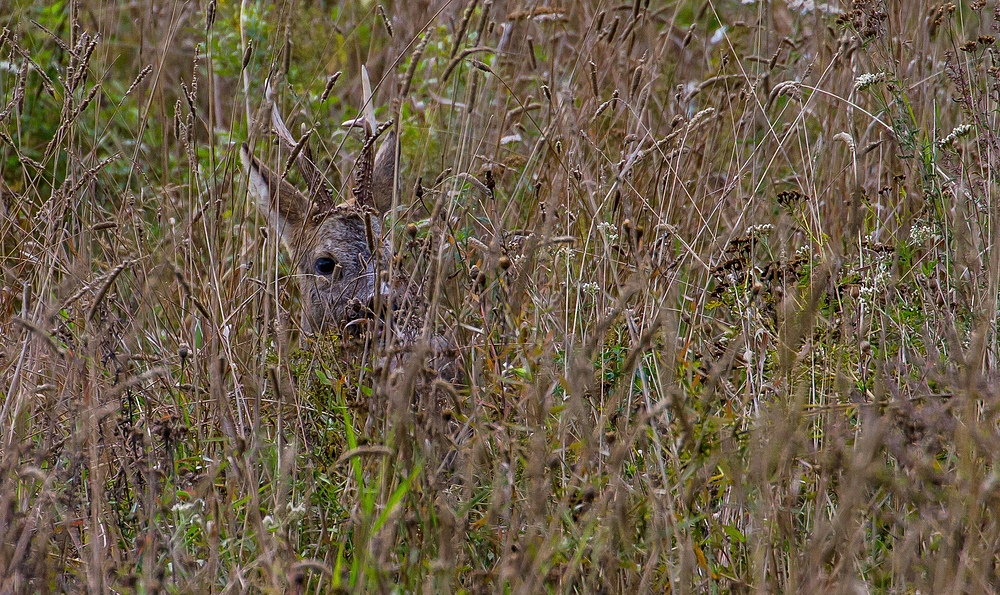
(776, 190), (808, 209)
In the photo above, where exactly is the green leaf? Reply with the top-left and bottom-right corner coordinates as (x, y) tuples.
(372, 465), (421, 535)
(723, 524), (746, 544)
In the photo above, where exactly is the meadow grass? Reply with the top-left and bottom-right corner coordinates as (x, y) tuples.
(3, 0), (1000, 592)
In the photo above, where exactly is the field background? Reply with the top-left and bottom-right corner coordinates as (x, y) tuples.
(2, 0), (1000, 592)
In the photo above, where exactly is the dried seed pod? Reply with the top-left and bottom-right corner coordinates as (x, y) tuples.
(605, 16), (620, 42)
(242, 39), (253, 71)
(377, 4), (393, 37)
(321, 71), (341, 102)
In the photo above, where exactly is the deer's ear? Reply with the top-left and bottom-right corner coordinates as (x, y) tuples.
(371, 130), (399, 216)
(241, 143), (313, 245)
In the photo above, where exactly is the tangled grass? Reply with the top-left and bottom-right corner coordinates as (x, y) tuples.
(3, 0), (1000, 592)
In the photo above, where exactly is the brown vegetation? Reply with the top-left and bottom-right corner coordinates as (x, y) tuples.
(2, 0), (1000, 592)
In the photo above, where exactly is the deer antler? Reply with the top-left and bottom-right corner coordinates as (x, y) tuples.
(345, 66), (396, 213)
(265, 79), (333, 212)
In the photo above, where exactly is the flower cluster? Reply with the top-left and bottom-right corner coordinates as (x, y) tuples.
(746, 224), (774, 239)
(597, 221), (619, 243)
(909, 222), (939, 245)
(854, 72), (886, 92)
(938, 124), (973, 147)
(858, 252), (893, 304)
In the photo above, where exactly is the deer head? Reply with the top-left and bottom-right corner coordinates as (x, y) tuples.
(241, 73), (399, 333)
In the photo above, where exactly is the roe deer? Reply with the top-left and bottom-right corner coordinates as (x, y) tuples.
(240, 72), (400, 334)
(241, 71), (464, 478)
(240, 71), (457, 383)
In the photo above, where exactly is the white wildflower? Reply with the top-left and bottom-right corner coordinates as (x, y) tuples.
(909, 222), (937, 245)
(858, 256), (892, 303)
(597, 221), (619, 243)
(854, 72), (886, 92)
(938, 124), (973, 147)
(556, 246), (575, 261)
(952, 124), (973, 138)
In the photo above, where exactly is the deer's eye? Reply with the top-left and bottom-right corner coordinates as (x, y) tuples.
(315, 257), (339, 277)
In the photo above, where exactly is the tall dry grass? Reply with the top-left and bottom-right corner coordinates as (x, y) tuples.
(2, 0), (1000, 592)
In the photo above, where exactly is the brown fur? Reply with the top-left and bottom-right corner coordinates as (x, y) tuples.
(240, 106), (398, 333)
